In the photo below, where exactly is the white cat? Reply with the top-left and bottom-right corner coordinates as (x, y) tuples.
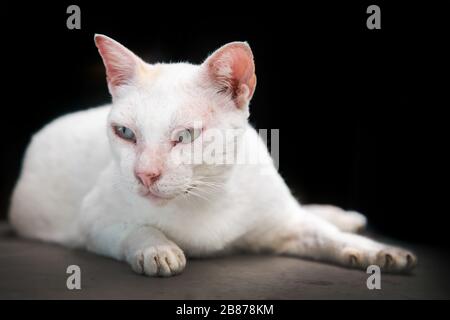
(9, 35), (416, 276)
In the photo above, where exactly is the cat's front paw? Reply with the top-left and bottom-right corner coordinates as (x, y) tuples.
(128, 244), (186, 277)
(342, 246), (417, 273)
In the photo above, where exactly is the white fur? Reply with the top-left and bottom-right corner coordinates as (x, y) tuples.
(9, 36), (416, 276)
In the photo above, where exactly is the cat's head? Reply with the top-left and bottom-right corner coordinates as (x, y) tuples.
(94, 34), (256, 205)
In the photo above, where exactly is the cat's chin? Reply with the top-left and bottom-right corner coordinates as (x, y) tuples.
(139, 189), (177, 205)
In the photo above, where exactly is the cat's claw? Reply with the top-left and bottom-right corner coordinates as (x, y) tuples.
(375, 248), (417, 272)
(342, 246), (417, 273)
(129, 245), (186, 277)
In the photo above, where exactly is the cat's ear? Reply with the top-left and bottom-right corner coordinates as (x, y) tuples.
(94, 34), (144, 96)
(203, 42), (257, 109)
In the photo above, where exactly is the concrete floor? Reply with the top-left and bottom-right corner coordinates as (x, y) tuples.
(0, 223), (449, 299)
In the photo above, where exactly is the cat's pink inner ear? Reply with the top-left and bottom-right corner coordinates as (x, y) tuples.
(94, 34), (141, 93)
(204, 42), (256, 108)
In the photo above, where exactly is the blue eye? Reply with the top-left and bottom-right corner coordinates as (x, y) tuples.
(175, 128), (201, 144)
(114, 125), (136, 143)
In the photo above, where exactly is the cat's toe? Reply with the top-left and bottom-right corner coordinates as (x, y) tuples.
(129, 245), (186, 277)
(342, 247), (367, 268)
(375, 247), (417, 273)
(341, 246), (417, 273)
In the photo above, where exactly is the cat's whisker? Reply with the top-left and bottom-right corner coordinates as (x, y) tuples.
(185, 189), (211, 203)
(182, 180), (222, 202)
(199, 185), (223, 194)
(188, 180), (225, 195)
(195, 180), (226, 192)
(195, 175), (227, 185)
(191, 186), (224, 202)
(193, 181), (224, 190)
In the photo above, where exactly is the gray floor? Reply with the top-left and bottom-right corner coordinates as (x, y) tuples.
(0, 222), (449, 299)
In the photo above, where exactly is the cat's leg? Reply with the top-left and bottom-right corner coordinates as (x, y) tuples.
(78, 172), (186, 277)
(302, 204), (367, 233)
(244, 210), (416, 273)
(83, 220), (186, 277)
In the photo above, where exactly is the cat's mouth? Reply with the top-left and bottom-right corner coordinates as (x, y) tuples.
(140, 189), (176, 202)
(138, 185), (198, 203)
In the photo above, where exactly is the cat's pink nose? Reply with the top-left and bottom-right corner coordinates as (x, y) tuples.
(135, 170), (161, 187)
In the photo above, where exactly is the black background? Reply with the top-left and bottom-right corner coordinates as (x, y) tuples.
(0, 1), (447, 249)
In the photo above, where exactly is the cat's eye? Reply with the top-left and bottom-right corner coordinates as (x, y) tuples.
(113, 125), (136, 143)
(174, 128), (201, 144)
